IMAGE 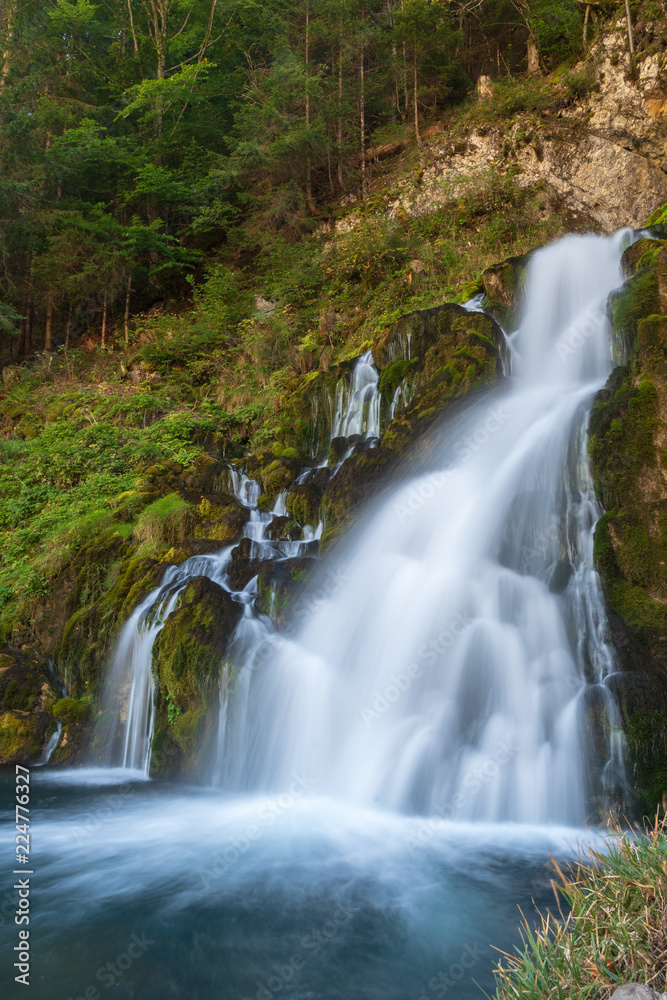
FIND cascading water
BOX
[330,349,381,441]
[215,230,633,824]
[18,231,641,1000]
[102,472,318,773]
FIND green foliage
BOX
[562,64,596,100]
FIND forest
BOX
[0,0,585,357]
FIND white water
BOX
[216,230,633,824]
[102,474,318,770]
[330,349,381,442]
[102,230,632,827]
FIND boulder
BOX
[151,576,243,779]
[0,649,60,764]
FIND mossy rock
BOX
[589,242,667,819]
[51,720,90,766]
[181,452,223,493]
[260,458,298,501]
[1,663,47,714]
[481,254,531,309]
[52,697,90,725]
[189,491,249,544]
[0,711,56,763]
[285,483,323,528]
[266,516,304,542]
[151,576,242,779]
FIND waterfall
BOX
[330,350,381,442]
[101,475,316,773]
[215,230,633,824]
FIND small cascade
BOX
[102,471,321,774]
[330,350,381,444]
[38,722,62,765]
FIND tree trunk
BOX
[127,0,139,54]
[25,292,33,354]
[413,48,421,146]
[124,276,132,345]
[101,290,108,349]
[0,0,16,90]
[360,11,366,198]
[65,306,72,351]
[527,37,540,76]
[305,0,315,212]
[45,294,53,352]
[337,40,344,190]
[624,0,635,64]
[583,4,591,46]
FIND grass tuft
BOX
[494,818,667,999]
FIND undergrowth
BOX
[494,819,667,999]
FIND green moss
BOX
[624,710,667,818]
[0,711,53,761]
[133,493,197,550]
[52,697,90,725]
[260,458,294,500]
[286,484,322,527]
[377,358,415,396]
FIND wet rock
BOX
[0,650,59,763]
[548,560,574,594]
[151,576,243,779]
[285,483,323,528]
[227,538,257,591]
[266,516,304,542]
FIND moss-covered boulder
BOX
[190,491,249,544]
[151,576,243,779]
[285,483,323,528]
[266,516,304,542]
[481,253,531,322]
[259,456,299,501]
[0,650,59,763]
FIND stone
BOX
[610,986,660,1000]
[255,296,276,315]
[517,132,667,231]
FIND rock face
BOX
[582,21,667,169]
[517,133,667,231]
[589,235,667,816]
[150,576,243,779]
[0,649,59,763]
